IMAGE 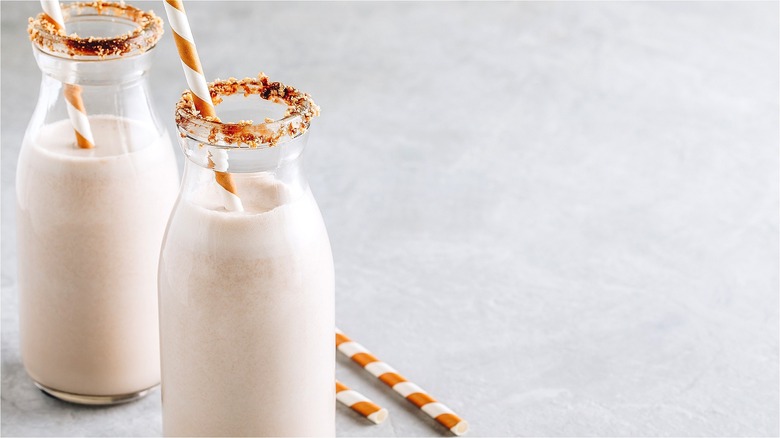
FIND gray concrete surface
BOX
[2,1,779,436]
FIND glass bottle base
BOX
[33,380,158,406]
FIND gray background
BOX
[2,1,778,436]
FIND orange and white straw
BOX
[63,84,95,149]
[336,380,388,424]
[335,328,468,436]
[163,0,243,212]
[40,0,65,32]
[40,0,94,149]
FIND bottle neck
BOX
[179,133,311,212]
[33,45,155,86]
[28,48,164,150]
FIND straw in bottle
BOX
[40,0,95,149]
[163,0,243,212]
[336,328,468,436]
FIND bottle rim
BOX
[175,74,320,149]
[28,1,163,60]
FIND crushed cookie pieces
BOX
[176,74,320,148]
[28,1,163,59]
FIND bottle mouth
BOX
[175,74,320,149]
[28,1,163,60]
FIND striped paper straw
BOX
[40,0,95,149]
[163,0,243,212]
[335,328,468,436]
[40,0,65,32]
[62,84,95,149]
[336,380,389,424]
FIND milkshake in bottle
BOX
[159,76,334,436]
[17,3,178,404]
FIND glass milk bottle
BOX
[159,76,335,436]
[17,3,179,404]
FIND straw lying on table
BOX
[40,0,94,149]
[163,0,243,212]
[336,328,469,436]
[336,380,389,424]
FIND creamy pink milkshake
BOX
[17,115,179,401]
[159,174,335,436]
[19,1,173,404]
[159,75,333,436]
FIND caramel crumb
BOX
[28,1,163,59]
[176,74,320,148]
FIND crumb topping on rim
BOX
[28,1,163,59]
[176,74,320,148]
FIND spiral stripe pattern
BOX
[63,84,95,149]
[335,328,469,436]
[163,1,214,115]
[164,0,242,211]
[335,380,389,425]
[40,2,95,149]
